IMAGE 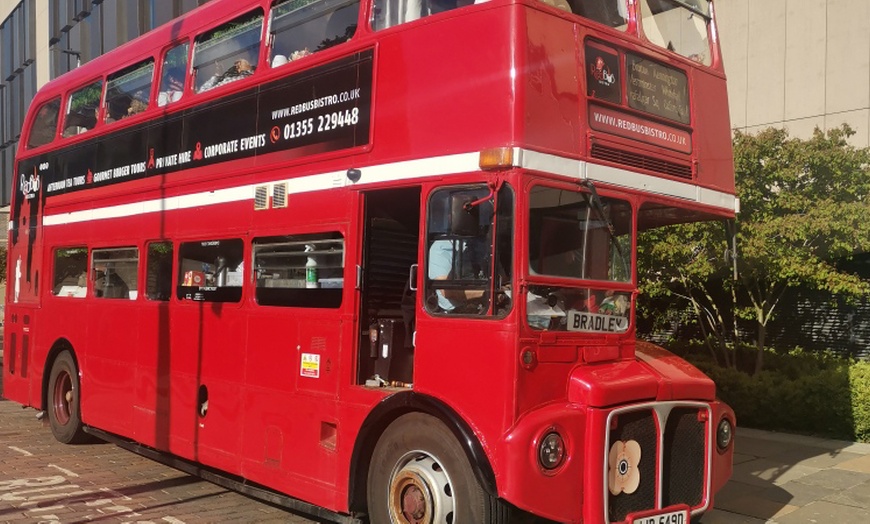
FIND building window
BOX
[177,239,244,302]
[92,247,139,299]
[253,233,344,308]
[53,247,88,298]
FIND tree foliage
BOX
[639,125,870,374]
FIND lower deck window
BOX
[177,239,244,302]
[52,247,88,298]
[254,233,344,308]
[92,247,139,299]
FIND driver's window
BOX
[425,184,513,316]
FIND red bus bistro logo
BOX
[591,56,616,87]
[19,170,40,199]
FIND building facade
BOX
[717,0,870,147]
[0,0,209,209]
[7,1,866,201]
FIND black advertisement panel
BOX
[626,53,689,124]
[18,50,373,202]
[586,42,620,104]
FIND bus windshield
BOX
[526,185,632,332]
[638,0,712,65]
[528,185,631,283]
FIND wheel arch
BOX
[41,338,78,412]
[347,391,498,513]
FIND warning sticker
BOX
[301,353,321,378]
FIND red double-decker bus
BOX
[4,0,735,522]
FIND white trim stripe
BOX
[41,149,735,227]
[515,149,737,212]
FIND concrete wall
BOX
[717,0,870,145]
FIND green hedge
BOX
[679,348,870,443]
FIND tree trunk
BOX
[753,320,766,376]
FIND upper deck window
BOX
[62,80,103,138]
[158,43,189,107]
[27,98,60,149]
[193,11,264,93]
[571,0,628,29]
[372,0,473,30]
[269,0,359,67]
[105,59,155,123]
[638,0,711,65]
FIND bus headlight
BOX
[716,417,733,451]
[538,431,566,470]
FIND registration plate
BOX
[631,508,688,524]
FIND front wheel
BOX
[47,350,88,444]
[367,412,509,524]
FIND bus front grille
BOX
[606,404,708,523]
[663,407,706,508]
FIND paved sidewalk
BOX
[705,428,870,523]
[3,348,869,522]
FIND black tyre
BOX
[47,350,88,444]
[367,412,509,524]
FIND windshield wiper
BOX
[668,0,711,20]
[580,180,631,279]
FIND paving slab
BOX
[732,452,757,466]
[834,454,870,474]
[766,447,863,470]
[792,468,870,491]
[821,478,870,509]
[715,493,799,521]
[699,508,767,523]
[772,500,870,523]
[756,480,837,508]
[730,458,820,487]
[734,436,793,459]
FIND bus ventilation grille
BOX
[254,186,268,210]
[272,183,287,208]
[607,405,707,523]
[591,144,693,179]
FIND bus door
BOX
[172,238,247,468]
[356,187,421,387]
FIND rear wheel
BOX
[47,350,88,444]
[367,412,509,524]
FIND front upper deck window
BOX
[105,59,155,123]
[193,11,264,93]
[27,98,60,149]
[638,0,712,65]
[269,0,359,67]
[62,80,102,137]
[528,185,631,283]
[566,0,628,29]
[371,0,473,30]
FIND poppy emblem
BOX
[608,439,641,495]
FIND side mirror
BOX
[449,194,479,236]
